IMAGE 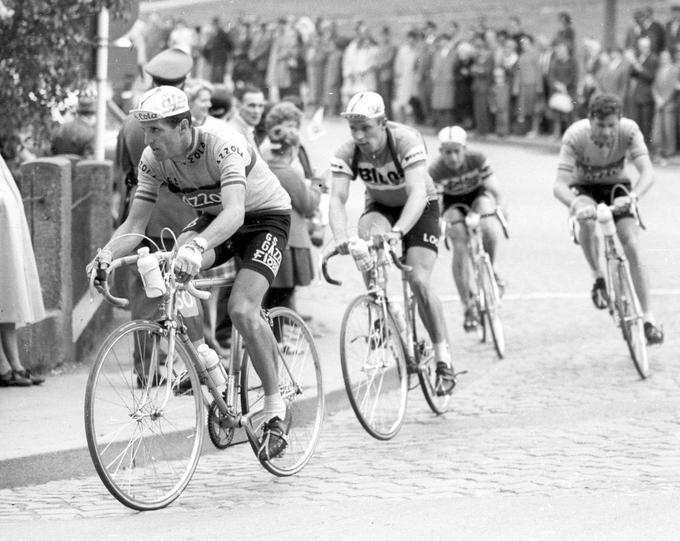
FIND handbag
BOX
[549,92,574,114]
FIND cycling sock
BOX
[434,342,452,367]
[643,312,656,325]
[264,393,286,421]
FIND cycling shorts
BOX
[571,182,634,221]
[362,200,440,253]
[442,187,493,215]
[183,211,291,285]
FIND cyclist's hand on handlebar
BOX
[86,247,112,285]
[613,194,636,212]
[384,230,403,245]
[174,243,202,282]
[335,238,351,255]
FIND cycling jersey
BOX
[557,118,648,185]
[135,127,291,216]
[330,121,438,207]
[429,151,493,196]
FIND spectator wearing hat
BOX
[208,84,233,120]
[113,47,203,384]
[50,89,97,159]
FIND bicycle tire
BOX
[240,307,324,476]
[340,295,408,440]
[412,303,451,414]
[480,257,505,359]
[84,320,204,511]
[614,264,649,379]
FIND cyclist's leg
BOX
[442,206,470,303]
[615,216,663,342]
[571,194,608,308]
[473,192,499,263]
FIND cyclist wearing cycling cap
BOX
[553,93,663,344]
[430,125,505,332]
[89,85,294,459]
[329,91,457,393]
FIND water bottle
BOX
[197,344,226,387]
[596,203,616,236]
[388,300,407,337]
[349,238,373,272]
[136,247,166,298]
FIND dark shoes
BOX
[644,322,664,345]
[591,277,609,310]
[0,369,44,387]
[435,362,456,396]
[258,415,290,461]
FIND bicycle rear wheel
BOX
[84,320,204,511]
[241,307,324,476]
[340,295,408,440]
[614,264,649,379]
[479,257,505,359]
[412,304,451,414]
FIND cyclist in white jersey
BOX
[553,93,663,344]
[88,86,295,457]
[329,91,457,393]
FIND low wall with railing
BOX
[18,157,113,371]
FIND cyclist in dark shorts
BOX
[553,93,663,344]
[329,91,456,393]
[429,126,505,332]
[88,86,294,457]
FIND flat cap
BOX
[144,48,193,86]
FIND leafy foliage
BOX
[0,0,132,154]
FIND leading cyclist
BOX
[328,91,457,393]
[87,86,294,458]
[553,92,664,344]
[429,126,505,332]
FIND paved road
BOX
[1,119,680,539]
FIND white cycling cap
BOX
[131,86,190,122]
[438,125,467,146]
[341,91,386,120]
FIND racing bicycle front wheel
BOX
[84,320,204,511]
[479,257,505,359]
[340,295,408,440]
[614,264,649,379]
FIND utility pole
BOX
[95,7,109,161]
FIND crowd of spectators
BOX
[120,6,680,163]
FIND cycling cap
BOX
[438,125,467,146]
[341,91,386,120]
[130,86,190,122]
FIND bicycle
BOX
[322,233,457,441]
[84,247,324,511]
[568,184,649,379]
[443,204,509,359]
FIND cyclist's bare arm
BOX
[105,196,155,258]
[553,168,578,209]
[185,184,246,251]
[329,174,351,244]
[483,173,503,208]
[394,163,428,233]
[630,153,654,199]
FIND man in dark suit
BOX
[626,36,659,147]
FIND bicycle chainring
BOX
[207,400,235,449]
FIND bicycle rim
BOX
[481,259,505,358]
[413,308,451,414]
[340,295,408,440]
[241,307,324,476]
[84,320,204,511]
[616,266,649,379]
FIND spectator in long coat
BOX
[430,33,457,130]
